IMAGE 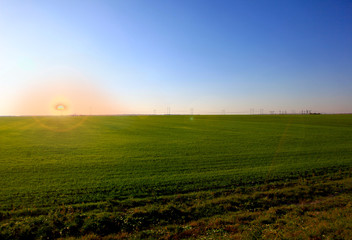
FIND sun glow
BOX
[15,71,121,116]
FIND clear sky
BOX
[1,0,351,115]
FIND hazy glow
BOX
[14,71,121,116]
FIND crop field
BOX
[1,114,352,239]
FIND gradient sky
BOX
[1,0,352,115]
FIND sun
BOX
[55,103,68,115]
[56,104,65,111]
[50,95,72,115]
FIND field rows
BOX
[1,115,352,209]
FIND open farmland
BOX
[1,114,352,239]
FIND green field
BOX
[1,114,352,239]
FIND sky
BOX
[0,0,352,115]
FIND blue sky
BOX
[1,0,351,115]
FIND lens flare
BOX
[32,115,89,132]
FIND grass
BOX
[0,114,352,239]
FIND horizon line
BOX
[1,112,352,117]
